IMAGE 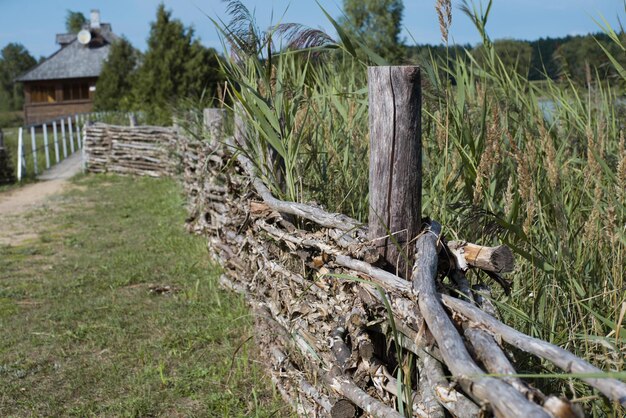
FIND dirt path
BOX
[0,152,82,246]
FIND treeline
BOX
[408,32,626,86]
[2,1,624,125]
[94,4,224,125]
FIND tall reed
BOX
[208,1,625,414]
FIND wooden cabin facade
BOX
[16,11,116,125]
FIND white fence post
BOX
[17,127,23,181]
[68,117,75,153]
[30,126,38,175]
[75,114,81,149]
[82,122,86,173]
[53,121,60,163]
[61,119,68,158]
[43,123,50,169]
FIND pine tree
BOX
[0,43,36,111]
[340,0,405,62]
[66,10,87,33]
[132,4,223,124]
[94,37,138,111]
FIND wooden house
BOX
[16,10,117,125]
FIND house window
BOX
[62,83,90,101]
[31,85,56,103]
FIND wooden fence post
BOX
[30,126,38,175]
[17,127,23,181]
[75,114,82,149]
[68,117,75,153]
[368,66,422,279]
[53,121,60,163]
[203,108,226,143]
[43,123,50,169]
[61,119,68,158]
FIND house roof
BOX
[16,23,117,82]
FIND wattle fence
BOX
[82,67,626,417]
[83,123,177,177]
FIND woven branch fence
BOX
[83,123,178,177]
[83,67,626,417]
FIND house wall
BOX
[23,78,97,125]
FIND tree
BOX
[132,4,223,124]
[554,33,626,85]
[473,39,532,78]
[94,37,138,111]
[65,10,87,33]
[0,43,36,111]
[340,0,405,62]
[528,36,564,81]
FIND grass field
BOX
[0,175,287,417]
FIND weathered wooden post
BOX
[368,66,422,279]
[203,108,226,143]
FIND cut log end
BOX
[448,241,515,273]
[330,399,357,418]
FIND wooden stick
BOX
[235,151,365,233]
[464,326,545,402]
[411,222,550,417]
[442,295,626,407]
[421,350,481,417]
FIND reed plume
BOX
[617,130,625,201]
[538,120,560,189]
[473,106,501,204]
[435,0,452,44]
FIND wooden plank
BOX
[368,66,422,279]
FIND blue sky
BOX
[0,0,623,59]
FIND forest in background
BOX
[1,1,626,128]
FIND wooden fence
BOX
[83,123,178,177]
[82,67,626,417]
[15,113,88,181]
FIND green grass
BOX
[0,175,288,417]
